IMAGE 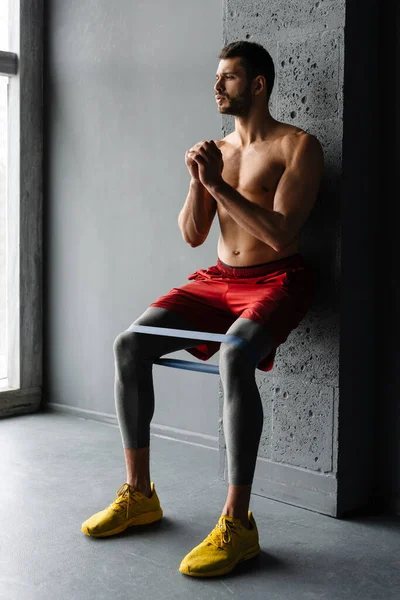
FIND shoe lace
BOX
[110,483,137,520]
[207,516,237,549]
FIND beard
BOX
[218,82,253,117]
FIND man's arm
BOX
[178,179,217,247]
[272,133,324,250]
[205,133,324,253]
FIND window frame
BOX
[0,0,43,417]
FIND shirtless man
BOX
[82,41,324,578]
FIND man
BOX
[81,41,324,578]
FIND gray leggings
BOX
[113,307,274,485]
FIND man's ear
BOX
[253,75,266,96]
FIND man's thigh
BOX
[224,317,275,366]
[125,307,205,358]
[149,279,234,337]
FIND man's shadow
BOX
[93,516,286,578]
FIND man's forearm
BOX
[206,180,287,252]
[178,179,215,246]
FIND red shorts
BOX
[150,253,317,372]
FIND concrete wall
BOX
[44,1,223,441]
[218,0,344,515]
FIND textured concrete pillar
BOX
[218,0,381,517]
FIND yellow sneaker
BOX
[81,482,163,538]
[179,511,260,577]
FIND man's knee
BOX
[219,341,251,374]
[113,308,162,358]
[113,330,142,361]
[219,332,270,374]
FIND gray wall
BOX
[219,0,344,515]
[44,0,223,439]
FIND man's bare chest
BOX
[220,148,284,202]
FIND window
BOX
[0,0,43,417]
[0,2,9,389]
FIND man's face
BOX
[214,58,253,117]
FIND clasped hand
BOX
[186,140,224,189]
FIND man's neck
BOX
[233,112,278,147]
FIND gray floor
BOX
[0,411,399,600]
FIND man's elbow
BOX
[185,236,204,248]
[274,229,295,253]
[178,216,205,247]
[274,238,289,253]
[180,229,206,248]
[188,239,204,248]
[273,216,300,252]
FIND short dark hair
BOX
[218,41,275,101]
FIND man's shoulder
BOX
[275,122,316,143]
[278,126,323,164]
[214,134,234,149]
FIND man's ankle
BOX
[222,509,250,529]
[238,517,251,529]
[127,481,152,497]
